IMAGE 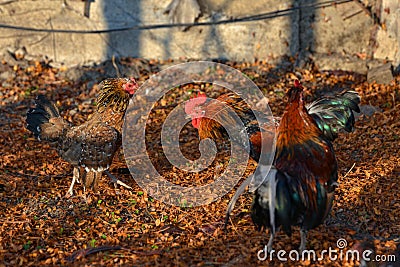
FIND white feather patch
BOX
[267,167,277,234]
[84,166,108,172]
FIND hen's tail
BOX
[306,91,360,141]
[26,95,69,141]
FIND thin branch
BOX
[342,162,356,179]
[0,0,18,5]
[111,55,121,78]
[352,0,382,26]
[343,9,363,21]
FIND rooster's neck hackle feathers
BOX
[95,77,138,132]
[194,93,254,141]
[277,81,321,149]
[286,79,304,103]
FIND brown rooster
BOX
[185,80,360,251]
[248,80,359,252]
[26,78,138,196]
[184,91,275,162]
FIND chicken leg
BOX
[104,170,132,190]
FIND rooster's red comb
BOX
[184,92,207,114]
[294,79,302,88]
[192,92,207,100]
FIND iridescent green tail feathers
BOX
[306,91,360,141]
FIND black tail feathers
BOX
[307,91,361,141]
[26,95,65,140]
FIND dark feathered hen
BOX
[26,78,138,196]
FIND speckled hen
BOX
[26,78,138,196]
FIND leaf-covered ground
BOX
[0,58,399,266]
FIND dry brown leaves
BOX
[0,58,398,266]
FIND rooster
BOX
[184,92,275,162]
[26,78,138,197]
[185,80,360,251]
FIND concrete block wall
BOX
[0,0,398,71]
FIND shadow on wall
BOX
[292,0,316,67]
[70,0,320,103]
[71,0,321,86]
[101,0,142,61]
[98,0,316,69]
[263,0,316,75]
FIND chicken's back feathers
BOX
[197,93,252,138]
[59,116,120,171]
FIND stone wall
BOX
[0,0,398,72]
